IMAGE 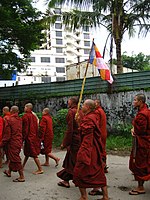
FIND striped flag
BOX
[89,42,113,84]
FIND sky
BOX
[34,0,150,61]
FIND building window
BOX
[29,57,35,62]
[41,57,50,63]
[84,33,90,39]
[83,26,89,32]
[34,77,36,81]
[55,23,62,29]
[18,77,20,81]
[56,16,61,21]
[56,47,63,53]
[56,39,63,45]
[84,49,90,54]
[56,31,62,37]
[55,58,65,63]
[84,41,90,47]
[54,8,61,14]
[56,67,65,73]
[42,76,51,83]
[56,77,65,82]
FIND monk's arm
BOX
[1,120,11,147]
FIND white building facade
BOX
[15,7,92,85]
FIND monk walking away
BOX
[2,106,11,164]
[57,97,83,188]
[0,106,25,182]
[39,108,60,167]
[129,93,150,195]
[73,99,108,200]
[22,103,43,175]
[0,115,3,168]
[89,99,108,196]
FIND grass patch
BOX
[106,134,132,154]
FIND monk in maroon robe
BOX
[22,103,43,175]
[129,93,150,195]
[57,97,82,188]
[0,116,3,168]
[0,106,25,182]
[2,106,11,164]
[39,108,60,166]
[89,99,108,196]
[73,99,108,200]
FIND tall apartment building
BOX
[16,7,92,85]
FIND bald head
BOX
[135,93,146,103]
[24,103,33,112]
[3,106,10,115]
[82,99,95,114]
[10,106,19,114]
[42,108,50,115]
[95,99,101,107]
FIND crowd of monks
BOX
[0,93,150,200]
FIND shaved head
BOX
[84,99,95,111]
[25,103,33,110]
[10,106,19,113]
[3,106,9,112]
[43,108,50,114]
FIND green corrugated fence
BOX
[0,71,150,100]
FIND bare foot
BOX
[32,170,44,175]
[41,163,50,166]
[55,158,60,167]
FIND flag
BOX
[89,42,113,84]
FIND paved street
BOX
[0,150,150,200]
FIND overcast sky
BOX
[34,0,150,61]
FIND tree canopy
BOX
[0,0,45,79]
[113,52,150,71]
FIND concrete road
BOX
[0,150,150,200]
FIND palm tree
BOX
[48,0,150,73]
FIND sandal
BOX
[3,170,11,177]
[129,190,145,195]
[58,181,70,188]
[88,190,103,196]
[13,178,25,182]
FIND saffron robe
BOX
[22,111,40,158]
[73,111,107,188]
[129,104,150,181]
[57,106,82,181]
[1,113,23,171]
[39,113,54,154]
[95,106,107,162]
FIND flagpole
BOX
[75,39,94,120]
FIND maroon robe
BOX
[57,106,82,181]
[129,104,150,181]
[73,111,107,188]
[1,113,23,171]
[2,112,11,158]
[95,106,107,162]
[39,113,53,154]
[22,111,40,158]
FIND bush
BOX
[53,109,68,147]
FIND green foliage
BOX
[0,0,46,79]
[106,134,132,151]
[107,123,133,151]
[113,52,150,71]
[53,109,68,147]
[108,123,132,136]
